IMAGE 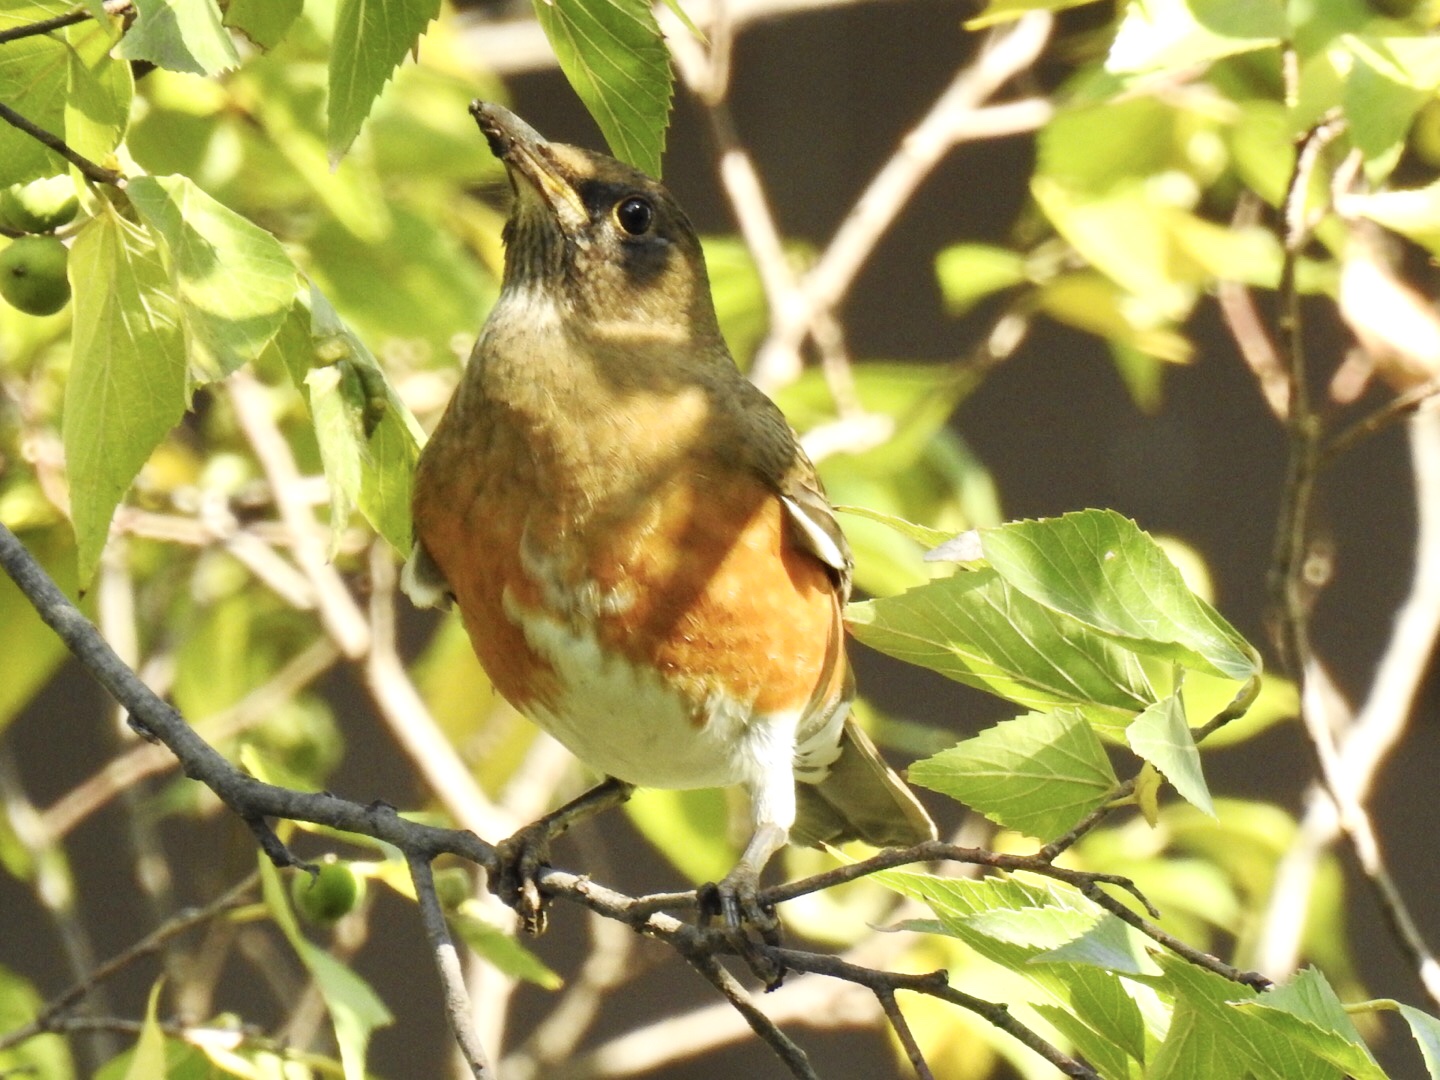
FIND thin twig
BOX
[408,854,494,1078]
[0,0,132,46]
[0,873,257,1054]
[771,949,1098,1079]
[0,102,123,186]
[1323,377,1440,463]
[227,373,370,659]
[682,951,818,1080]
[875,986,935,1080]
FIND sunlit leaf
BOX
[847,568,1158,730]
[533,0,672,176]
[115,0,240,75]
[328,0,441,162]
[1235,967,1385,1080]
[64,197,187,583]
[450,905,563,989]
[910,708,1119,842]
[1126,692,1214,816]
[126,175,299,383]
[979,510,1259,681]
[0,36,69,185]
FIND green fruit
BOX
[292,857,363,925]
[0,235,70,316]
[0,176,79,234]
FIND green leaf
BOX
[114,0,240,76]
[833,505,953,549]
[965,0,1104,30]
[0,527,75,734]
[1154,955,1340,1080]
[121,981,168,1080]
[909,708,1119,842]
[1341,182,1440,254]
[261,859,392,1080]
[327,0,441,163]
[65,17,132,169]
[224,0,303,49]
[533,0,673,177]
[1108,0,1285,75]
[1126,692,1214,816]
[126,175,299,383]
[1399,1003,1440,1078]
[0,963,73,1080]
[1236,968,1386,1080]
[0,36,70,186]
[979,510,1260,681]
[302,288,422,553]
[877,871,1148,1061]
[625,786,733,884]
[64,196,187,584]
[1029,1002,1138,1080]
[846,569,1158,731]
[935,243,1028,315]
[449,906,563,989]
[1032,912,1161,976]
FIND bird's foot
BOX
[493,825,552,935]
[698,871,786,990]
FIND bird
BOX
[403,101,935,932]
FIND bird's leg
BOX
[495,776,634,934]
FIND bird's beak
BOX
[470,101,588,228]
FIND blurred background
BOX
[2,0,1437,1076]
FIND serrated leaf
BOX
[877,871,1148,1061]
[1033,912,1161,976]
[1126,692,1214,816]
[847,569,1157,730]
[533,0,673,177]
[114,0,240,75]
[449,906,562,989]
[1155,955,1339,1080]
[65,198,187,584]
[0,962,73,1078]
[1236,968,1385,1080]
[910,708,1118,842]
[328,0,441,163]
[0,36,70,185]
[1399,1003,1440,1078]
[126,175,299,384]
[1030,1002,1138,1080]
[980,510,1259,681]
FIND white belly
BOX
[512,605,761,789]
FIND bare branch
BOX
[0,873,257,1055]
[409,854,495,1078]
[0,102,124,187]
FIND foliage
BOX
[1,0,1439,1077]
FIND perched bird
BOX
[404,102,934,929]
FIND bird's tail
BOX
[792,714,936,849]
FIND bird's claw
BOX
[698,874,786,989]
[494,827,551,935]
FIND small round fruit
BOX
[0,235,71,316]
[0,176,79,234]
[292,857,363,925]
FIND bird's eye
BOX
[613,196,654,236]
